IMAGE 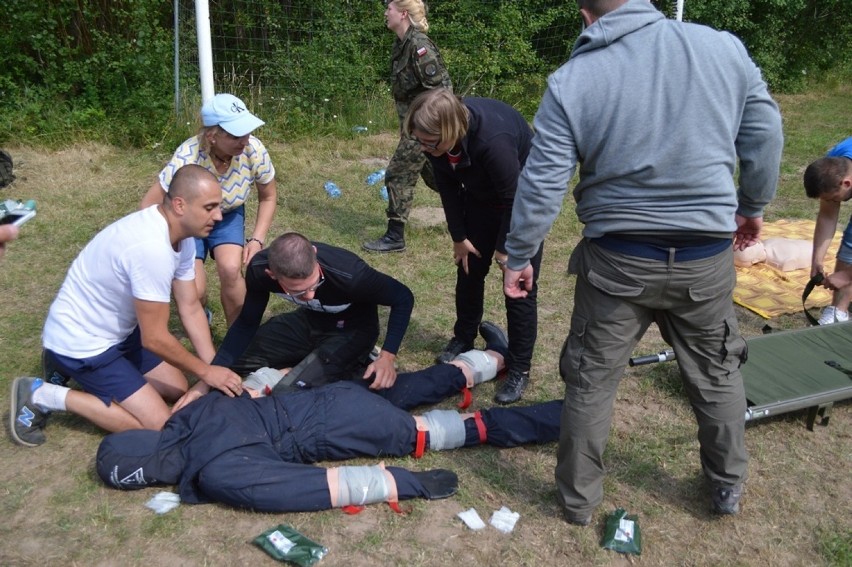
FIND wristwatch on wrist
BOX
[246,237,264,247]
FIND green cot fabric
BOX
[742,322,852,406]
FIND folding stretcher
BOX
[631,321,852,430]
[740,321,852,429]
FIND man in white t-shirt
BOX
[10,164,244,447]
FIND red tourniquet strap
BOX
[413,429,426,458]
[341,503,406,515]
[474,411,487,443]
[458,386,472,409]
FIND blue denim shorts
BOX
[46,327,163,406]
[195,205,246,261]
[837,218,852,265]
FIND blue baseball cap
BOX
[201,93,265,136]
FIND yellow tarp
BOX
[733,219,839,319]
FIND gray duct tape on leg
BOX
[336,465,390,507]
[243,367,284,394]
[423,409,465,451]
[453,350,497,385]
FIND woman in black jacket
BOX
[405,88,544,404]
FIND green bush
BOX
[0,0,174,145]
[429,0,577,116]
[682,0,852,91]
[0,0,848,146]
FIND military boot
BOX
[362,220,406,253]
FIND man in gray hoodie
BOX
[503,0,783,525]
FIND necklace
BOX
[211,151,231,164]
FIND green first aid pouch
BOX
[253,524,329,566]
[600,508,642,556]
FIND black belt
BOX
[591,235,730,262]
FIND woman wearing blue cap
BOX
[141,94,277,326]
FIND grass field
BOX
[0,81,850,566]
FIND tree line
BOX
[0,0,848,145]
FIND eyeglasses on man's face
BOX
[283,268,325,298]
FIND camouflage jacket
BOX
[391,26,452,121]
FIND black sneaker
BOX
[435,337,473,364]
[478,321,508,354]
[494,368,529,404]
[711,484,742,515]
[9,377,50,447]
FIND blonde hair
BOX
[392,0,430,33]
[404,88,469,145]
[197,125,222,156]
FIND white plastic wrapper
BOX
[489,506,520,533]
[457,507,486,530]
[145,491,181,514]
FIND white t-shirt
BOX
[43,205,196,358]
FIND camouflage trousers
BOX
[385,135,437,224]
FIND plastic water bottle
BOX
[323,181,341,198]
[379,186,388,201]
[1,198,36,215]
[352,126,368,133]
[365,169,386,186]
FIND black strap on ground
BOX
[802,273,825,326]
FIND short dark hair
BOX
[167,164,217,203]
[577,0,628,17]
[804,157,850,198]
[267,232,316,278]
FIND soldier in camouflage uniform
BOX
[363,0,452,253]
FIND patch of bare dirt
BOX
[409,206,446,228]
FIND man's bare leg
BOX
[144,361,189,403]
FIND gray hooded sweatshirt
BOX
[505,0,783,269]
